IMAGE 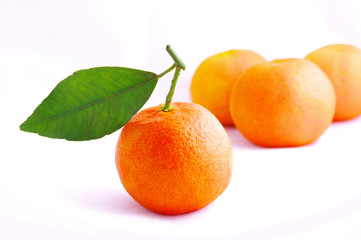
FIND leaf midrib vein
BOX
[22,75,158,128]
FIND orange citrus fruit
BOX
[190,49,266,126]
[305,43,361,121]
[230,58,336,147]
[115,102,233,215]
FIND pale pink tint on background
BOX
[1,0,361,239]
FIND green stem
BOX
[162,67,181,112]
[156,45,185,112]
[157,63,176,78]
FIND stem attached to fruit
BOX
[161,45,185,112]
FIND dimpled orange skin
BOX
[305,44,361,121]
[115,102,233,215]
[190,50,266,126]
[230,58,336,147]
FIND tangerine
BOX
[190,49,266,125]
[230,58,336,147]
[115,102,232,215]
[305,43,361,121]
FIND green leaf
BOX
[20,67,158,141]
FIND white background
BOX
[1,0,361,239]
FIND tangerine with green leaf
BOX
[20,45,233,215]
